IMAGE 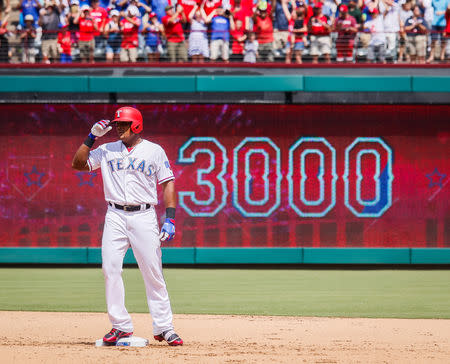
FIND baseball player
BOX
[71,106,183,346]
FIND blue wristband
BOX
[166,207,176,219]
[84,133,96,148]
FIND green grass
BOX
[0,268,449,318]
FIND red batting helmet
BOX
[112,106,143,134]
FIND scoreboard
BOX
[1,104,448,248]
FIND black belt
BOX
[108,202,151,212]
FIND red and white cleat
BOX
[103,328,133,345]
[154,330,183,346]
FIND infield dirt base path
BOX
[1,312,449,364]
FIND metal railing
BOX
[0,28,448,64]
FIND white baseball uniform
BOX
[88,139,175,335]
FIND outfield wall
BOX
[1,74,450,93]
[0,71,448,264]
[1,247,450,265]
[0,74,449,104]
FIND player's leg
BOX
[102,208,133,334]
[128,208,175,336]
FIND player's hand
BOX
[159,218,175,242]
[91,119,112,138]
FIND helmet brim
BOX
[111,118,133,123]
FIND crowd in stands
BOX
[0,0,449,63]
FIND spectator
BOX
[231,18,247,60]
[232,0,250,31]
[240,0,254,16]
[272,0,293,55]
[1,0,10,15]
[364,7,386,63]
[128,0,152,60]
[90,0,108,55]
[427,0,449,62]
[133,0,152,16]
[113,0,129,11]
[321,0,338,19]
[20,14,37,63]
[379,0,401,60]
[56,0,70,26]
[120,5,141,62]
[347,0,363,25]
[347,0,364,52]
[162,4,188,62]
[150,0,169,21]
[0,10,9,63]
[446,3,450,48]
[208,5,234,62]
[417,0,434,30]
[143,11,164,62]
[203,0,222,17]
[178,0,201,25]
[18,0,41,29]
[243,30,258,61]
[334,4,358,62]
[104,8,121,62]
[76,4,97,63]
[253,1,274,61]
[58,25,73,62]
[405,5,428,63]
[362,0,380,22]
[99,0,111,10]
[39,2,61,63]
[358,0,376,51]
[188,5,209,62]
[398,0,413,62]
[66,0,80,44]
[307,2,332,63]
[285,4,307,64]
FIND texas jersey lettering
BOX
[87,139,174,205]
[106,157,153,176]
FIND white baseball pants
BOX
[101,205,174,335]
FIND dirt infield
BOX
[1,312,449,363]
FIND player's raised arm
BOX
[71,119,112,171]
